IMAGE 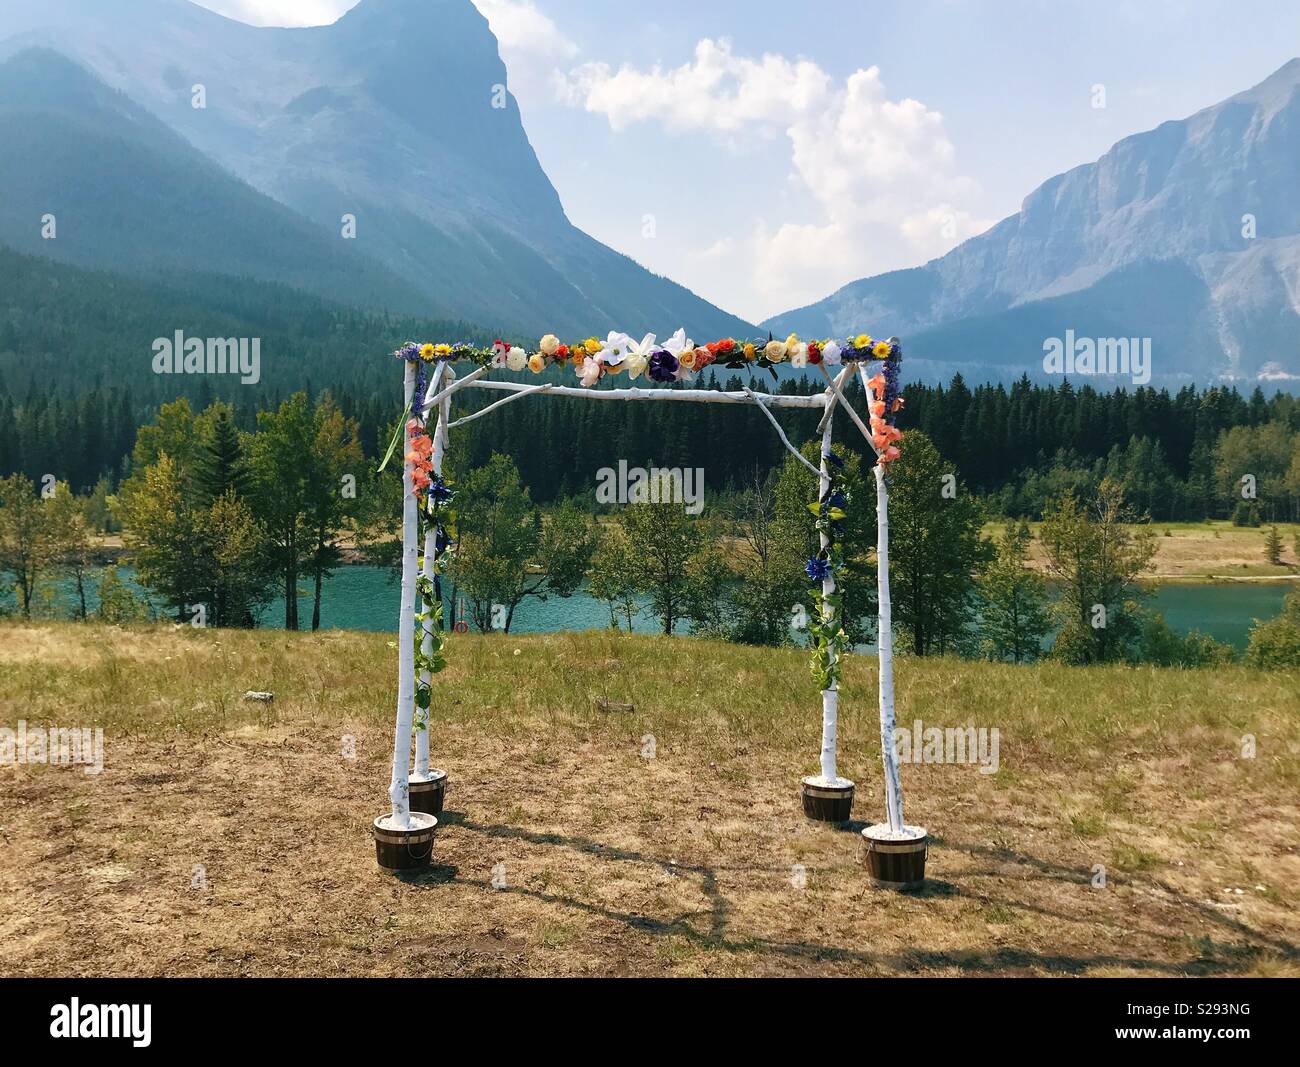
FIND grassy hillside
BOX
[1,622,1296,976]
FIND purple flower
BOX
[806,557,831,582]
[394,342,420,362]
[428,477,454,504]
[880,355,901,422]
[647,349,679,383]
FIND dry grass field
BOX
[1,621,1297,977]
[1007,520,1300,580]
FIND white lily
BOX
[661,328,693,359]
[598,330,635,368]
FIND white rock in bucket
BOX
[862,822,927,841]
[244,691,274,703]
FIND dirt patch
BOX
[1,722,1296,977]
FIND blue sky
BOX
[195,0,1300,323]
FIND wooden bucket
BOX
[800,777,855,823]
[409,769,448,816]
[373,812,437,873]
[861,824,928,889]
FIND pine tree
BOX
[1264,525,1282,565]
[976,521,1053,662]
[195,403,250,504]
[886,431,992,656]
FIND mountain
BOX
[0,48,431,313]
[0,0,754,338]
[764,59,1300,386]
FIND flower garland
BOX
[413,472,454,726]
[393,329,902,388]
[806,450,850,691]
[864,361,905,468]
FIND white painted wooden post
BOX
[387,360,419,828]
[818,412,839,783]
[874,462,905,831]
[414,365,452,778]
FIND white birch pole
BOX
[387,360,419,828]
[414,366,452,778]
[464,379,824,407]
[874,461,905,831]
[818,411,840,783]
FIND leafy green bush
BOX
[1246,591,1300,668]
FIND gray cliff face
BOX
[0,0,755,337]
[765,59,1300,385]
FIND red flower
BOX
[556,344,569,359]
[718,338,735,354]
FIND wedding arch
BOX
[370,329,928,888]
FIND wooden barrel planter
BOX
[800,776,855,823]
[409,769,448,816]
[373,812,438,873]
[861,823,928,889]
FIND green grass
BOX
[3,620,1297,791]
[2,620,1298,977]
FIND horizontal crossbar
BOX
[463,378,827,408]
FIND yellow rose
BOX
[584,337,601,355]
[785,333,799,351]
[528,353,545,373]
[679,349,697,370]
[743,342,756,360]
[764,340,787,362]
[539,334,559,356]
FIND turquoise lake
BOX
[14,565,1292,651]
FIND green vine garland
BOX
[806,452,850,692]
[413,482,454,731]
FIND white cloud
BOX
[560,39,991,317]
[560,39,829,132]
[193,0,354,27]
[474,0,577,61]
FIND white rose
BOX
[539,334,559,356]
[764,340,787,362]
[822,341,842,366]
[506,346,527,371]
